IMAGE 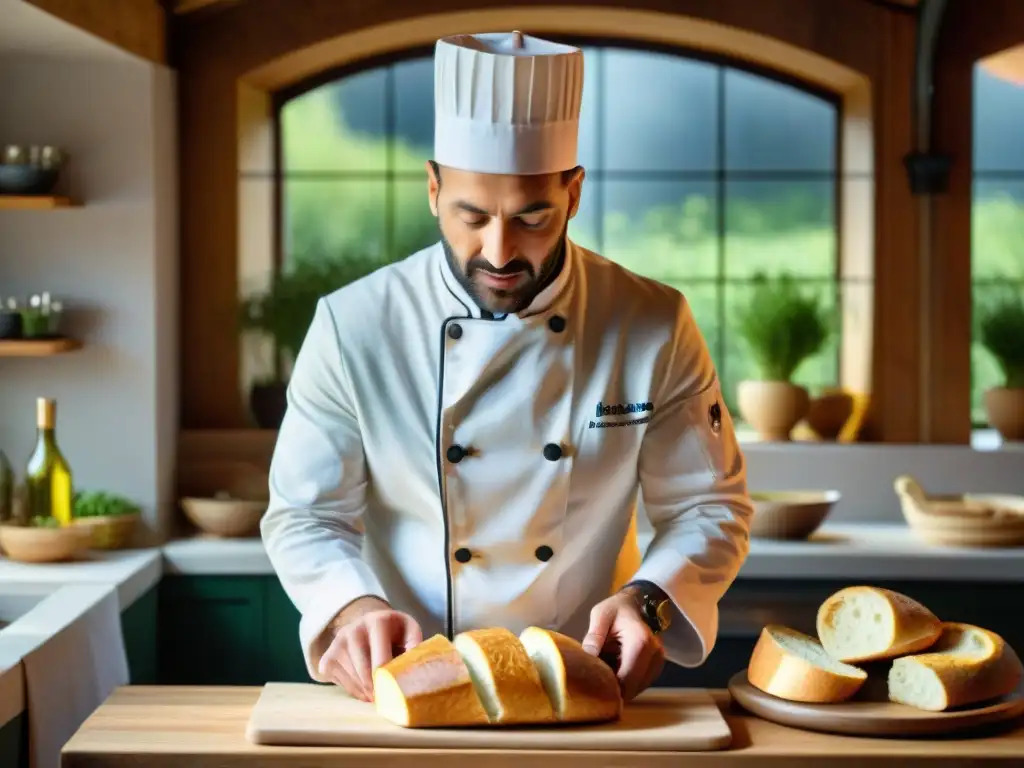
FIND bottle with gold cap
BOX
[25,397,73,526]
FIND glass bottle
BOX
[25,397,73,526]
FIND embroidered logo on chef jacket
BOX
[588,399,654,429]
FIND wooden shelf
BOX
[0,338,83,356]
[0,195,77,210]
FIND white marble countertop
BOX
[160,523,1024,582]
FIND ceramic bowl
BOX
[748,490,841,540]
[0,523,92,563]
[180,495,267,538]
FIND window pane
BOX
[602,180,719,279]
[972,180,1024,280]
[393,180,440,258]
[973,64,1024,172]
[394,58,435,172]
[724,69,835,172]
[601,49,717,171]
[282,179,388,263]
[281,70,388,173]
[725,180,835,278]
[723,279,839,412]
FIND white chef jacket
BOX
[261,239,753,683]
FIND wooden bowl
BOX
[180,496,266,538]
[71,512,141,550]
[749,490,840,540]
[894,475,1024,547]
[0,523,92,563]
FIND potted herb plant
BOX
[734,272,834,441]
[976,285,1024,441]
[239,250,388,429]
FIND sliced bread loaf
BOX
[453,627,556,725]
[747,624,868,703]
[373,633,490,727]
[519,626,622,723]
[816,586,942,663]
[888,622,1024,711]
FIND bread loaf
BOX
[519,626,623,723]
[452,627,556,725]
[816,586,942,663]
[372,634,490,727]
[747,624,868,703]
[888,622,1024,711]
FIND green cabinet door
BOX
[121,586,158,685]
[158,576,267,685]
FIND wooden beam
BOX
[22,0,168,65]
[173,0,240,14]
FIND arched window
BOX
[971,54,1024,429]
[275,41,842,416]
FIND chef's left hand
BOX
[581,591,666,701]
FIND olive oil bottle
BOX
[25,397,73,526]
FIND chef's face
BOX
[427,161,585,314]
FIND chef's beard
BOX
[440,225,567,315]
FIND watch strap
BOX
[623,579,672,634]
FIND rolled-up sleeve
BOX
[261,298,388,682]
[631,297,753,669]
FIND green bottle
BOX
[25,398,73,526]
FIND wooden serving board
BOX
[728,670,1024,737]
[246,682,733,752]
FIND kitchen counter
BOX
[61,686,1024,767]
[162,523,1024,582]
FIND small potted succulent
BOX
[975,284,1024,441]
[239,250,388,428]
[734,272,834,441]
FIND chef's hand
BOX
[318,596,423,702]
[581,592,665,701]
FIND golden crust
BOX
[747,625,867,704]
[816,586,942,663]
[456,627,556,725]
[519,626,622,723]
[372,634,490,727]
[889,622,1024,711]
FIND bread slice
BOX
[816,586,942,663]
[888,622,1024,711]
[747,624,868,703]
[372,634,490,727]
[453,627,556,725]
[519,626,622,723]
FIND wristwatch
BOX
[623,580,673,635]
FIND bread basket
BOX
[894,475,1024,547]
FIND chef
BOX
[261,30,753,705]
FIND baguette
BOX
[816,586,942,663]
[747,624,868,703]
[519,626,623,723]
[888,622,1024,711]
[373,634,490,727]
[453,627,556,725]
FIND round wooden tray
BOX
[728,670,1024,738]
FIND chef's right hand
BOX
[318,596,423,702]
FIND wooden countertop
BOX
[61,686,1024,768]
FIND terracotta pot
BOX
[983,387,1024,442]
[737,380,810,442]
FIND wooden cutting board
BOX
[728,670,1024,737]
[246,682,733,751]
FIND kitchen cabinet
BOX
[0,712,28,768]
[154,575,1024,690]
[157,576,308,685]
